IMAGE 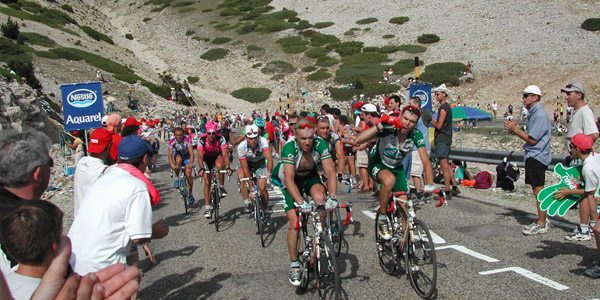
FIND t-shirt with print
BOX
[370,126,425,169]
[582,153,600,193]
[197,134,227,157]
[434,102,452,144]
[237,136,270,168]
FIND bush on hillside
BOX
[341,52,389,65]
[382,34,395,39]
[200,48,229,61]
[231,87,271,103]
[305,47,329,58]
[7,58,41,89]
[212,36,231,44]
[581,18,600,31]
[398,44,427,53]
[21,32,56,47]
[80,26,114,44]
[125,33,134,40]
[417,33,440,44]
[389,16,409,25]
[295,20,311,30]
[301,65,317,72]
[315,56,338,67]
[1,17,19,40]
[313,22,334,29]
[332,41,364,56]
[392,58,424,76]
[306,69,332,81]
[329,83,401,101]
[60,4,74,13]
[356,17,378,25]
[335,63,387,84]
[420,62,466,86]
[261,60,295,74]
[277,35,309,54]
[187,76,199,84]
[143,17,152,22]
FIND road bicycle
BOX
[171,166,192,215]
[297,199,342,299]
[375,189,446,299]
[240,175,271,247]
[204,168,230,231]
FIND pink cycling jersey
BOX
[197,134,227,157]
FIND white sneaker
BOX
[204,206,213,219]
[565,230,592,241]
[522,222,549,235]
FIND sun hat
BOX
[571,133,593,151]
[561,82,586,95]
[522,85,542,96]
[118,135,152,160]
[432,84,449,94]
[88,128,113,154]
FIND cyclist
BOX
[237,125,274,223]
[168,127,195,205]
[315,117,346,183]
[198,121,232,218]
[355,106,435,240]
[271,117,338,286]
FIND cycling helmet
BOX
[205,121,218,133]
[254,117,265,128]
[244,125,259,138]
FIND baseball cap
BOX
[361,103,378,113]
[522,85,542,96]
[146,120,155,128]
[124,117,142,127]
[352,101,365,110]
[571,133,593,151]
[101,115,109,127]
[561,82,586,95]
[88,128,113,154]
[244,125,259,138]
[118,135,152,160]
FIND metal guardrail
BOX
[449,148,565,170]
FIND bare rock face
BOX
[0,79,48,132]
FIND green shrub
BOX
[305,31,340,47]
[377,45,402,53]
[305,47,329,58]
[295,20,311,30]
[21,32,55,47]
[80,26,114,44]
[60,4,74,13]
[344,28,360,36]
[420,62,466,86]
[173,1,194,7]
[185,29,195,36]
[252,63,262,68]
[200,48,230,61]
[389,16,409,25]
[313,21,334,29]
[46,47,133,74]
[329,83,401,101]
[113,72,141,84]
[125,33,134,40]
[187,76,199,84]
[356,17,378,25]
[212,36,231,44]
[332,41,364,56]
[398,44,427,53]
[261,60,295,74]
[277,35,309,54]
[288,16,301,23]
[143,17,152,22]
[301,65,316,72]
[236,23,256,34]
[581,18,600,31]
[246,44,265,57]
[0,37,31,61]
[335,63,387,84]
[178,6,196,13]
[0,4,77,29]
[256,18,294,32]
[341,52,389,65]
[231,87,271,103]
[391,58,423,76]
[363,27,371,32]
[1,17,19,39]
[417,33,440,44]
[7,58,40,89]
[35,50,60,59]
[201,8,214,12]
[306,69,332,81]
[382,34,394,39]
[192,36,210,42]
[315,56,338,67]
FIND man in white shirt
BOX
[73,128,112,216]
[69,135,162,275]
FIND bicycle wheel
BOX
[298,224,310,291]
[375,212,400,275]
[405,219,437,299]
[213,188,220,231]
[180,182,189,215]
[328,208,342,257]
[255,195,265,247]
[315,233,341,300]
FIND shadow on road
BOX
[526,239,596,266]
[141,245,200,273]
[211,206,244,232]
[139,268,231,300]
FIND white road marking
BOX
[479,267,569,291]
[436,245,499,263]
[362,210,446,244]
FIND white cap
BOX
[361,103,378,113]
[432,84,449,94]
[101,115,109,126]
[244,125,259,138]
[523,85,542,96]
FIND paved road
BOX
[139,147,599,300]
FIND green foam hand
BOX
[537,163,584,217]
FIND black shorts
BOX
[525,158,546,187]
[204,154,221,170]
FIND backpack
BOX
[474,171,494,189]
[496,152,520,191]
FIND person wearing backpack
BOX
[505,85,552,236]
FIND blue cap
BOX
[118,135,152,160]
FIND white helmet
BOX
[244,125,259,138]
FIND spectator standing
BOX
[491,101,498,120]
[408,96,432,192]
[0,130,53,274]
[504,85,552,235]
[430,84,459,196]
[562,82,599,240]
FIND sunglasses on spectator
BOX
[288,122,297,126]
[207,132,216,135]
[522,93,532,98]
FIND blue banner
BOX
[61,82,104,131]
[408,82,432,112]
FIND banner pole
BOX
[84,129,89,156]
